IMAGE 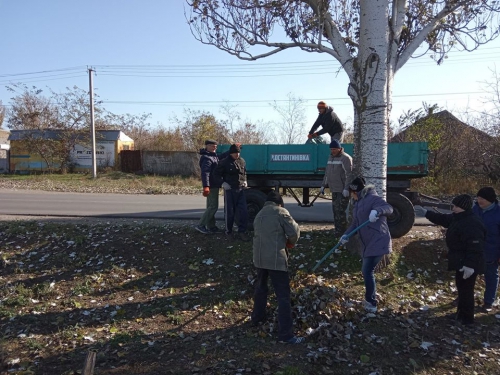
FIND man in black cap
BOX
[307,101,344,142]
[473,187,500,311]
[195,140,232,234]
[320,139,353,237]
[251,191,303,344]
[415,194,486,325]
[214,144,250,241]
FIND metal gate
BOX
[120,150,142,173]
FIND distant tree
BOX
[7,84,101,173]
[7,84,56,130]
[395,103,445,177]
[171,109,230,151]
[219,103,271,144]
[231,121,269,144]
[460,67,500,181]
[187,0,500,196]
[219,102,242,135]
[269,92,307,144]
[0,100,5,128]
[103,112,153,150]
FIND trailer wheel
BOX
[233,189,267,231]
[245,189,267,231]
[386,192,415,238]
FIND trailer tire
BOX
[386,192,415,238]
[234,189,267,231]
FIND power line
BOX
[0,46,498,81]
[0,66,86,78]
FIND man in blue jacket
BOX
[473,187,500,311]
[195,140,230,234]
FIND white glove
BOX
[414,205,427,217]
[369,210,379,223]
[342,189,349,198]
[242,181,248,188]
[339,235,349,245]
[222,182,231,191]
[459,266,474,279]
[320,186,325,195]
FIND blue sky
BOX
[1,1,499,134]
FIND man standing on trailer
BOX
[307,101,344,142]
[320,139,353,237]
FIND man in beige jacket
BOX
[320,139,353,237]
[251,191,303,344]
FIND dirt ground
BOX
[1,217,500,375]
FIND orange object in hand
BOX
[203,187,210,197]
[286,241,294,249]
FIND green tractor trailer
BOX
[217,142,439,238]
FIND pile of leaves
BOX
[1,219,500,375]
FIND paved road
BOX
[0,189,434,225]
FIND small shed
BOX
[8,129,134,173]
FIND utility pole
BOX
[88,67,97,178]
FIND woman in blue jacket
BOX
[339,177,393,313]
[473,187,500,311]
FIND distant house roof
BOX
[391,110,492,142]
[8,129,133,142]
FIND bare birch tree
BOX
[269,92,307,144]
[186,0,500,195]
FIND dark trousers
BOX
[483,261,499,305]
[456,270,478,324]
[224,188,248,233]
[362,255,383,305]
[251,268,293,341]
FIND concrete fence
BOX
[141,151,200,176]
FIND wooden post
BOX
[82,350,97,375]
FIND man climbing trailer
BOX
[217,141,441,238]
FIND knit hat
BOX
[451,194,473,211]
[329,139,341,149]
[205,139,218,145]
[477,186,497,203]
[229,144,241,154]
[317,101,327,109]
[266,190,284,206]
[349,176,366,193]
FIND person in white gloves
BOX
[319,139,353,237]
[339,177,393,313]
[415,194,486,325]
[214,144,250,242]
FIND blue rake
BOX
[311,219,371,272]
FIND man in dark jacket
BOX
[473,187,500,311]
[415,194,486,325]
[307,101,344,142]
[214,143,250,242]
[195,140,231,234]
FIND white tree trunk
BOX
[347,0,390,197]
